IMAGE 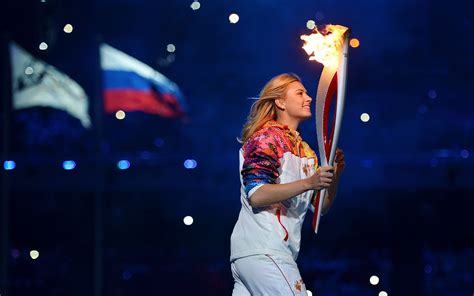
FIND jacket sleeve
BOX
[241,130,283,199]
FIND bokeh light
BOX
[63,24,73,33]
[4,160,16,170]
[117,160,130,170]
[360,113,370,122]
[428,89,437,99]
[24,66,34,75]
[370,275,380,285]
[184,159,197,169]
[350,38,360,48]
[63,160,76,170]
[166,54,175,63]
[190,1,200,10]
[116,110,126,120]
[39,42,48,50]
[166,44,176,53]
[30,250,39,260]
[229,13,239,24]
[183,216,194,225]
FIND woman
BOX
[230,73,345,295]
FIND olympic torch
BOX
[301,24,350,234]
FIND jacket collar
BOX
[264,120,301,141]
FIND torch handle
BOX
[328,30,350,166]
[313,29,350,234]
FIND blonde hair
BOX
[240,73,301,143]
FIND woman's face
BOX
[280,81,313,120]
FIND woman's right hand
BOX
[249,165,335,208]
[306,166,334,191]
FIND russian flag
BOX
[100,43,187,118]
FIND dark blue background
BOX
[1,0,473,295]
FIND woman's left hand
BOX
[334,148,345,178]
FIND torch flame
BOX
[301,24,349,69]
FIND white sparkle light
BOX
[360,113,370,122]
[39,42,48,50]
[63,24,73,33]
[370,275,380,285]
[183,216,194,225]
[25,67,34,75]
[115,110,126,120]
[190,1,200,10]
[229,13,239,24]
[30,250,40,260]
[166,44,176,53]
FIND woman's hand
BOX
[321,148,345,214]
[334,148,345,179]
[306,165,334,191]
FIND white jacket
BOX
[230,120,318,262]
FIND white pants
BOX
[231,254,308,296]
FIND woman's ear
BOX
[275,98,285,110]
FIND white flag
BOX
[10,42,92,128]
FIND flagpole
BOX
[0,30,12,296]
[93,33,105,296]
